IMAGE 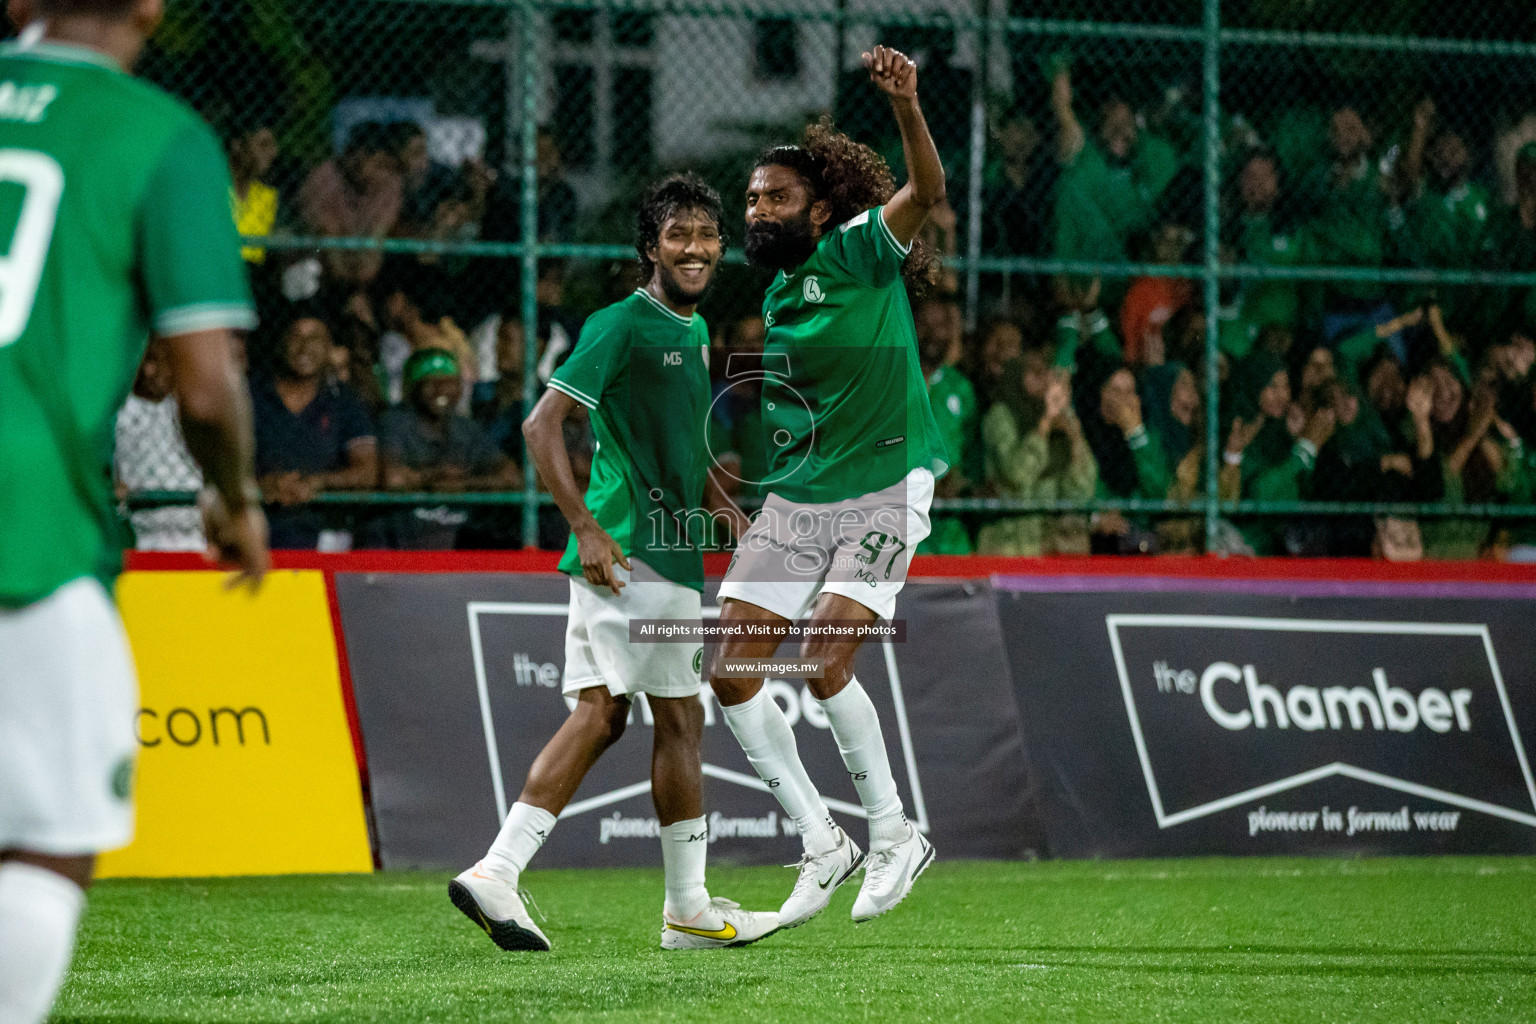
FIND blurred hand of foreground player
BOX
[200,488,271,592]
[575,520,631,595]
[862,45,918,101]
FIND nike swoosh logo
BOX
[666,921,738,941]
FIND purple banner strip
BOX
[992,574,1536,600]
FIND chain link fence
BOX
[102,0,1536,558]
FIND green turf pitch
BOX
[54,858,1535,1023]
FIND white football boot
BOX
[778,827,865,929]
[449,862,552,951]
[851,824,935,922]
[660,896,781,949]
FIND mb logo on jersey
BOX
[802,276,824,303]
[1107,614,1536,831]
[663,350,682,366]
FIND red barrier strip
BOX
[125,550,1536,583]
[320,569,381,871]
[322,570,369,787]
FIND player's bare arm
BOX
[523,388,630,594]
[862,44,945,247]
[163,328,270,590]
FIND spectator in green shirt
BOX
[1140,361,1207,553]
[1396,100,1490,270]
[1225,149,1302,355]
[1497,368,1536,561]
[1077,355,1172,553]
[1418,360,1514,559]
[915,298,978,554]
[1479,142,1536,340]
[979,103,1057,259]
[1393,99,1490,334]
[1049,63,1181,289]
[1141,362,1200,475]
[976,356,1096,556]
[1296,105,1394,342]
[1220,351,1336,555]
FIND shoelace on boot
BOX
[785,853,825,897]
[863,847,898,887]
[518,886,547,923]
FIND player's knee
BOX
[600,699,630,748]
[708,674,757,707]
[649,696,703,745]
[573,690,629,748]
[800,638,855,695]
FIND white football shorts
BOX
[563,558,704,700]
[0,577,138,854]
[718,466,934,622]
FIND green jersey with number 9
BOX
[0,40,255,607]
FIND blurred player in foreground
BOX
[449,174,779,952]
[709,45,948,929]
[0,1,268,1021]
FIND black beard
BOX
[744,209,818,270]
[655,261,711,307]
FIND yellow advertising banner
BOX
[98,570,373,877]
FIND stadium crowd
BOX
[117,64,1536,561]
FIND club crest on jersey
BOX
[802,276,824,303]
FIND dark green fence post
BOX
[962,0,987,332]
[1202,0,1223,551]
[519,0,542,550]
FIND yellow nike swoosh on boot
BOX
[665,920,738,941]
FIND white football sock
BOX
[480,802,556,885]
[659,816,711,920]
[720,687,839,856]
[0,861,85,1024]
[819,678,908,851]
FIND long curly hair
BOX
[755,116,939,294]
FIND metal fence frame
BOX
[194,0,1536,549]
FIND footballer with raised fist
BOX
[709,45,948,928]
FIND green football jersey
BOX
[549,288,712,591]
[1404,182,1489,268]
[758,205,948,505]
[926,364,978,485]
[0,41,255,607]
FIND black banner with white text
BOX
[335,573,1039,869]
[997,583,1536,857]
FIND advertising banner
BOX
[336,573,1037,869]
[99,571,373,878]
[997,581,1536,857]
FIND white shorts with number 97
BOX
[718,466,934,622]
[0,577,138,854]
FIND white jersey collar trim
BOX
[634,288,695,327]
[4,38,122,72]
